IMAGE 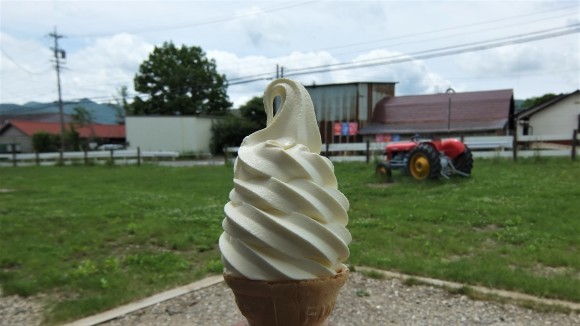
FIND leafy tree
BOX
[71,106,95,149]
[66,124,81,151]
[210,115,260,154]
[239,96,267,128]
[32,132,58,152]
[132,42,231,116]
[520,93,558,110]
[109,86,130,124]
[32,128,80,152]
[210,96,270,154]
[71,106,94,127]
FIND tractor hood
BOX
[386,141,417,153]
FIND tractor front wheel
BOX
[406,144,441,180]
[376,162,393,182]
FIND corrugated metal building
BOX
[305,82,396,144]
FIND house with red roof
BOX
[358,89,515,141]
[0,120,125,153]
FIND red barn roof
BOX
[359,89,514,135]
[0,120,125,139]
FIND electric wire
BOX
[228,24,580,85]
[2,3,578,104]
[67,0,317,38]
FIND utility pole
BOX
[49,26,66,159]
[446,87,455,133]
[276,64,285,79]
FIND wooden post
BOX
[572,129,578,161]
[84,149,88,165]
[512,132,518,161]
[325,142,330,157]
[137,146,141,166]
[366,140,370,163]
[35,151,40,166]
[11,143,17,167]
[109,149,114,165]
[223,146,228,165]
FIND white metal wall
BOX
[126,116,217,153]
[519,93,580,136]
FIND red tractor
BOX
[376,136,473,181]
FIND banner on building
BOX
[375,134,401,142]
[375,134,391,142]
[334,122,358,136]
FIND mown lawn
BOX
[0,157,578,324]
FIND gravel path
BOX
[2,272,579,325]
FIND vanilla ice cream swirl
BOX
[219,79,351,281]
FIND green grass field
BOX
[0,157,579,324]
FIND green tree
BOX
[132,42,231,116]
[71,106,95,149]
[71,106,94,127]
[65,124,81,151]
[210,115,260,154]
[109,86,130,124]
[210,97,269,154]
[239,96,267,128]
[520,93,558,110]
[32,132,58,152]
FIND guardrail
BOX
[224,131,579,163]
[0,148,179,167]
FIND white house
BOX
[125,116,222,154]
[516,90,580,137]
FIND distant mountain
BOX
[0,99,122,124]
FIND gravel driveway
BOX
[2,271,578,325]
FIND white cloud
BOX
[213,48,453,107]
[296,49,453,95]
[226,6,289,48]
[456,44,546,76]
[1,0,578,107]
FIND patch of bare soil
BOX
[366,182,396,189]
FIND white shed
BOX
[126,116,221,154]
[516,90,580,137]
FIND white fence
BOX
[225,132,579,163]
[0,149,179,167]
[3,133,577,167]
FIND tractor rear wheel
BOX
[453,146,473,176]
[406,144,441,180]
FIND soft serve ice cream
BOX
[219,79,351,281]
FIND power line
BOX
[67,0,317,38]
[228,24,580,85]
[317,3,579,54]
[0,48,51,75]
[216,3,578,74]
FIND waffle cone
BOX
[224,268,349,326]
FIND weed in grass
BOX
[361,269,386,280]
[355,289,370,297]
[204,259,224,274]
[403,277,424,287]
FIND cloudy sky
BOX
[1,0,579,108]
